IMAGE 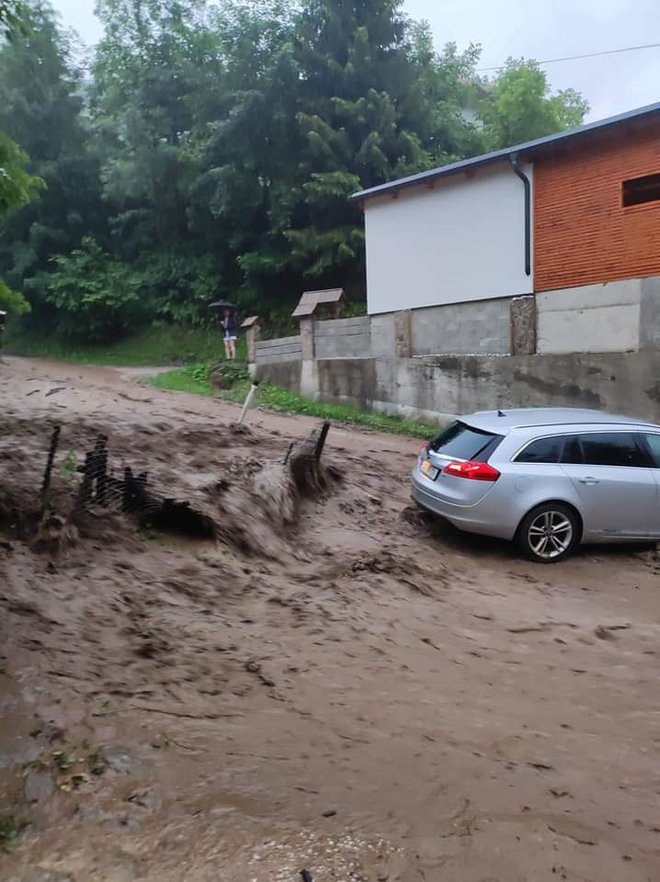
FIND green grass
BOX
[4,324,246,367]
[150,363,217,396]
[150,363,439,438]
[0,815,27,853]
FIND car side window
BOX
[514,436,563,463]
[642,433,660,468]
[577,432,648,468]
[561,435,583,464]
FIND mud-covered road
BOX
[1,357,659,882]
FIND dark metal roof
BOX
[351,101,660,203]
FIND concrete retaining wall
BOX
[410,298,511,355]
[313,315,371,359]
[254,335,302,365]
[640,277,660,350]
[257,351,660,426]
[537,280,641,354]
[536,275,660,354]
[370,314,396,358]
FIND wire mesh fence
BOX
[37,426,158,520]
[5,418,334,548]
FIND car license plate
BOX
[421,459,439,481]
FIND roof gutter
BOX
[510,154,532,277]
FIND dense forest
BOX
[0,0,588,343]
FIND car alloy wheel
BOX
[517,503,579,563]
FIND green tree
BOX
[0,135,42,313]
[190,0,301,308]
[92,0,227,321]
[404,29,483,163]
[277,1,483,289]
[284,0,431,285]
[0,0,590,340]
[0,0,26,39]
[478,59,589,150]
[0,1,42,314]
[0,133,42,215]
[45,237,143,341]
[93,0,222,251]
[0,0,104,320]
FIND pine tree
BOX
[286,0,432,284]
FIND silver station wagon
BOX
[412,408,660,562]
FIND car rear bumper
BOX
[411,470,518,540]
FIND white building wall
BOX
[364,161,533,315]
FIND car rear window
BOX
[515,436,563,463]
[429,421,501,461]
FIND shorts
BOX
[224,334,237,343]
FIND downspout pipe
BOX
[510,154,532,277]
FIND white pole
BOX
[238,381,259,424]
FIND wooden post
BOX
[241,316,261,364]
[41,425,61,511]
[299,316,315,361]
[314,420,331,460]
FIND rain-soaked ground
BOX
[1,357,659,882]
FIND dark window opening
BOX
[622,173,660,207]
[562,432,649,468]
[561,435,583,465]
[429,421,502,462]
[515,435,563,464]
[642,433,660,468]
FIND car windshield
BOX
[429,421,501,461]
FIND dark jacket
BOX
[220,313,237,336]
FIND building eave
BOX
[351,101,660,204]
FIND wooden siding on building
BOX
[534,123,660,292]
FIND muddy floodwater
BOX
[1,357,659,882]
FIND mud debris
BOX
[1,358,659,881]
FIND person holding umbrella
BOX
[209,301,238,360]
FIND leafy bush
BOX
[139,254,221,328]
[190,363,213,385]
[217,361,250,385]
[46,238,144,342]
[0,280,30,315]
[0,133,43,215]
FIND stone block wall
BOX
[410,298,511,355]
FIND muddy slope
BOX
[1,357,659,882]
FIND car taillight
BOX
[443,460,500,481]
[419,442,428,455]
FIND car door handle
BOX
[578,477,600,485]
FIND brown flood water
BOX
[1,356,659,882]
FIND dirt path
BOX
[1,357,659,882]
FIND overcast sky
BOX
[53,0,659,122]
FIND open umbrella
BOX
[208,300,235,311]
